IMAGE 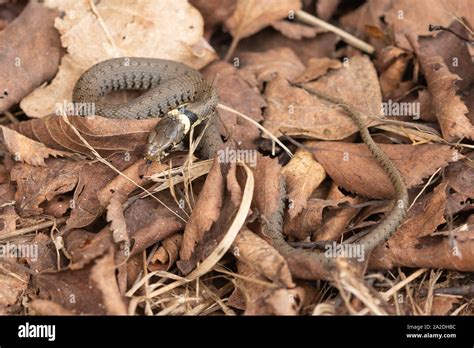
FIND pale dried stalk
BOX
[295,10,375,54]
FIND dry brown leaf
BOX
[36,247,126,315]
[75,157,186,234]
[8,115,157,158]
[0,1,26,26]
[0,264,28,312]
[316,0,340,20]
[0,206,16,234]
[43,194,71,218]
[263,55,382,138]
[239,47,306,85]
[238,27,338,65]
[0,165,9,185]
[340,0,472,53]
[430,20,474,122]
[227,160,244,206]
[29,299,74,315]
[445,155,474,215]
[305,55,383,120]
[0,205,17,236]
[417,89,437,122]
[375,45,407,70]
[414,43,473,141]
[445,157,474,198]
[10,159,84,216]
[125,254,143,291]
[313,184,363,242]
[149,233,182,271]
[233,228,294,287]
[36,261,107,314]
[202,61,264,150]
[225,0,301,38]
[311,142,459,199]
[347,198,391,233]
[125,194,187,257]
[224,0,301,58]
[283,182,361,241]
[370,182,474,271]
[293,57,342,83]
[258,287,305,315]
[384,0,473,51]
[22,0,216,117]
[0,2,62,113]
[227,284,246,310]
[1,126,75,166]
[22,233,57,273]
[189,0,237,38]
[282,148,326,219]
[379,53,412,99]
[180,157,224,261]
[178,160,244,275]
[233,261,303,315]
[284,196,352,240]
[252,154,285,238]
[97,159,171,211]
[271,20,323,40]
[431,296,459,315]
[418,21,473,93]
[339,0,392,51]
[65,161,117,230]
[65,228,113,270]
[90,248,127,315]
[106,195,128,244]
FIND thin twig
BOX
[295,10,375,54]
[217,103,294,158]
[0,217,68,241]
[89,0,119,57]
[408,167,442,211]
[4,110,19,124]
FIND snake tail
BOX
[264,85,409,280]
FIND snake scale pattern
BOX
[72,57,218,161]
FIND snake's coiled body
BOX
[72,57,218,160]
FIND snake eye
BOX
[166,144,174,152]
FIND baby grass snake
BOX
[73,57,218,161]
[72,57,408,280]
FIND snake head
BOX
[145,137,174,162]
[145,110,190,162]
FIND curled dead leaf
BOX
[180,157,224,261]
[149,233,182,271]
[1,126,75,166]
[282,148,326,219]
[414,48,473,141]
[233,228,294,287]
